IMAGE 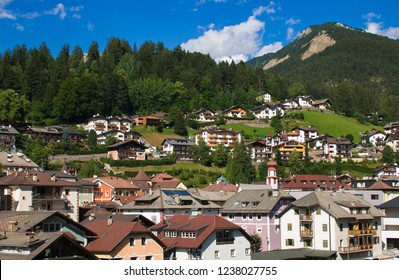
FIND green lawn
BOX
[220,123,275,139]
[298,111,382,143]
[114,162,225,173]
[132,126,198,147]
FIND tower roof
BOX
[133,167,151,181]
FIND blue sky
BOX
[1,0,398,62]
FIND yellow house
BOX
[276,140,306,161]
[86,218,165,260]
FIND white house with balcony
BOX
[279,190,384,260]
[378,197,399,251]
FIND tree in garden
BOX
[87,130,97,149]
[225,142,256,184]
[213,144,229,168]
[0,89,30,124]
[192,140,212,167]
[288,149,304,175]
[251,233,262,253]
[382,146,395,164]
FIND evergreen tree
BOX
[213,144,229,168]
[225,142,256,184]
[382,146,395,164]
[87,130,97,149]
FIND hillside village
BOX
[1,93,399,261]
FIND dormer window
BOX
[241,201,249,208]
[252,202,259,207]
[181,232,196,238]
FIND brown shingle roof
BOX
[133,168,151,181]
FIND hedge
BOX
[109,157,176,167]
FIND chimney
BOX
[8,221,18,232]
[149,188,153,196]
[32,174,38,182]
[89,213,96,221]
[107,215,113,226]
[51,174,56,182]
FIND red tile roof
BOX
[152,173,180,183]
[87,176,141,190]
[151,214,249,250]
[85,220,151,253]
[133,168,151,181]
[281,174,343,190]
[368,181,395,190]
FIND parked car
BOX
[393,255,399,260]
[364,257,379,260]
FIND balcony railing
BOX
[216,237,235,245]
[299,215,313,221]
[338,244,373,253]
[348,229,377,236]
[300,230,314,238]
[32,194,66,201]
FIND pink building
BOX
[220,160,295,251]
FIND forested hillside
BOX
[0,39,292,125]
[247,22,399,121]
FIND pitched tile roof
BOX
[151,214,250,250]
[284,191,384,220]
[0,171,81,187]
[281,174,343,191]
[221,189,294,213]
[152,173,180,183]
[133,168,151,181]
[88,176,141,190]
[85,220,157,253]
[202,182,238,192]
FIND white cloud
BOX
[362,12,381,22]
[181,15,266,63]
[14,23,24,31]
[72,13,81,19]
[253,1,276,16]
[87,21,94,31]
[70,5,84,12]
[286,27,294,40]
[181,5,285,63]
[45,3,67,20]
[285,17,301,25]
[0,0,16,20]
[366,22,399,39]
[254,42,283,57]
[22,12,40,19]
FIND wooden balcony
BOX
[299,215,313,221]
[300,230,314,238]
[349,229,377,236]
[338,244,373,253]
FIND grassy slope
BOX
[300,111,382,143]
[219,123,275,138]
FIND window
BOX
[145,256,152,260]
[245,248,251,256]
[214,250,220,259]
[285,239,294,246]
[316,209,321,215]
[323,240,328,248]
[287,223,292,231]
[340,223,343,232]
[231,249,236,257]
[294,209,299,215]
[43,222,62,232]
[228,214,235,220]
[129,238,135,246]
[256,225,262,233]
[257,214,262,220]
[141,237,146,245]
[248,214,253,220]
[322,224,328,232]
[242,214,247,220]
[65,189,70,195]
[371,194,379,200]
